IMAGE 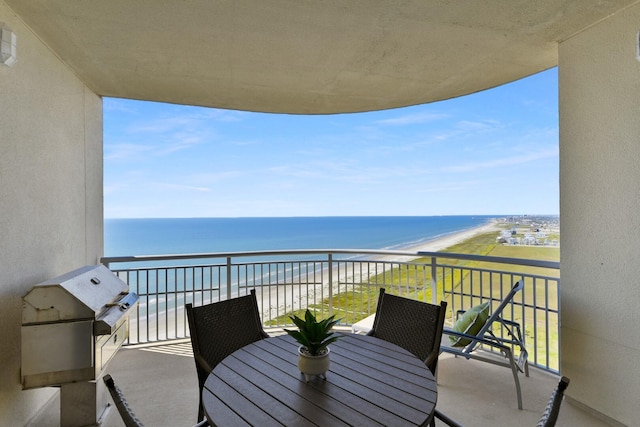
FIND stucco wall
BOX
[0,2,103,425]
[559,3,640,426]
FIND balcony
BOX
[98,249,607,426]
[106,336,606,427]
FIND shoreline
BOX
[127,220,505,338]
[255,220,503,318]
[399,220,501,253]
[366,220,501,263]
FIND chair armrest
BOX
[443,328,528,374]
[442,328,511,353]
[491,317,526,348]
[497,317,519,328]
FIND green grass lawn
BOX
[269,230,560,322]
[266,227,561,370]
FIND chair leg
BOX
[506,348,523,410]
[433,409,464,427]
[198,404,204,423]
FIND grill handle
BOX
[106,292,139,311]
[94,292,139,336]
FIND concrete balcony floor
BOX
[105,331,608,427]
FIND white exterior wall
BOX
[1,0,639,424]
[559,3,640,426]
[0,2,103,425]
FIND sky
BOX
[103,68,558,219]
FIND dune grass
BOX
[269,230,560,323]
[267,228,561,369]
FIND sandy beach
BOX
[365,220,501,264]
[128,220,503,341]
[253,220,503,318]
[398,220,501,253]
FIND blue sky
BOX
[103,68,558,218]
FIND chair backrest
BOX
[463,280,524,354]
[103,374,144,427]
[369,288,447,374]
[186,289,268,421]
[536,376,570,427]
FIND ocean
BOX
[104,215,495,257]
[105,216,495,339]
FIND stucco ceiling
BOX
[6,0,638,114]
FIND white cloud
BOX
[375,112,450,126]
[104,143,156,161]
[443,147,558,173]
[456,119,500,131]
[103,99,139,114]
[155,182,211,192]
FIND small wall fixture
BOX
[0,22,17,67]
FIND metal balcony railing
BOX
[101,249,560,372]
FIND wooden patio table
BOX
[202,332,437,426]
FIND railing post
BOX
[431,256,437,305]
[226,256,232,299]
[328,254,333,316]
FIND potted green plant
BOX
[284,309,341,382]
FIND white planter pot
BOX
[297,345,330,382]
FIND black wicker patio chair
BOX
[536,376,570,427]
[367,287,447,375]
[103,374,209,427]
[186,289,269,422]
[366,288,447,426]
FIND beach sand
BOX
[399,220,501,253]
[255,220,503,318]
[366,220,501,264]
[128,220,503,340]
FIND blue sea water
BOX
[104,216,496,257]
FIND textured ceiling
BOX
[6,0,637,113]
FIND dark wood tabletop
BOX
[202,332,437,426]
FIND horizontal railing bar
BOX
[418,251,559,269]
[103,248,410,264]
[428,263,559,280]
[103,249,559,269]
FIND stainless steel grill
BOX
[21,264,138,426]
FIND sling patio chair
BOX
[440,280,529,409]
[103,374,209,427]
[185,289,269,422]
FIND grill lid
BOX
[22,265,133,325]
